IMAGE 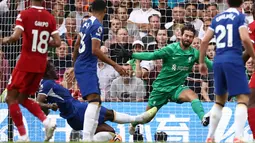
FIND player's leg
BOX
[6,69,29,141]
[129,90,168,135]
[224,63,250,142]
[248,75,255,140]
[177,87,209,126]
[75,72,101,141]
[5,89,29,141]
[103,107,157,124]
[93,123,119,142]
[17,72,56,141]
[206,63,227,142]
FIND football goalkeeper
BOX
[125,24,212,134]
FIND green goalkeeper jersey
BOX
[132,42,213,92]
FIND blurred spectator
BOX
[198,18,212,40]
[109,28,133,64]
[110,64,146,102]
[128,0,161,37]
[153,0,172,28]
[108,18,121,41]
[142,14,160,51]
[102,0,114,41]
[52,3,66,36]
[154,131,168,142]
[198,3,218,40]
[74,0,90,32]
[61,12,78,52]
[0,49,10,94]
[53,41,72,81]
[97,46,119,101]
[170,23,184,43]
[156,29,168,49]
[128,40,154,100]
[242,0,253,23]
[246,57,254,79]
[116,6,140,40]
[119,0,133,14]
[165,4,185,38]
[0,0,9,15]
[192,37,200,50]
[0,0,21,68]
[184,3,203,33]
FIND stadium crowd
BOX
[0,0,254,102]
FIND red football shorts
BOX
[7,68,44,95]
[249,72,255,88]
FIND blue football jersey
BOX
[39,79,79,119]
[209,8,247,64]
[74,16,103,73]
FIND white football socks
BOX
[234,104,248,138]
[113,111,136,124]
[83,102,100,141]
[207,104,223,138]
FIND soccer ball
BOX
[109,134,122,142]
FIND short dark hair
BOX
[227,0,243,7]
[205,3,218,10]
[184,3,197,9]
[148,14,160,22]
[91,0,106,12]
[181,23,196,36]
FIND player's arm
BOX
[1,27,22,44]
[199,29,214,64]
[36,94,57,111]
[132,46,172,60]
[48,33,61,47]
[240,27,255,60]
[73,34,81,66]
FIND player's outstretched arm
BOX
[1,28,22,45]
[48,33,61,48]
[240,27,255,60]
[132,47,171,60]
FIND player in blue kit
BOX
[72,0,127,141]
[37,61,157,142]
[199,0,255,142]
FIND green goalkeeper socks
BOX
[191,99,205,120]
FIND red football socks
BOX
[9,103,26,136]
[248,108,255,139]
[21,98,47,122]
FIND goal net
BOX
[0,0,253,142]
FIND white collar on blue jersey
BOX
[225,8,240,14]
[31,6,44,10]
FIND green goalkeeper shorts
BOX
[148,85,189,109]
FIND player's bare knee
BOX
[236,94,249,105]
[5,90,19,105]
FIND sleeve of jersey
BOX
[238,15,248,30]
[38,81,54,97]
[50,16,59,36]
[132,46,173,60]
[91,24,103,42]
[205,57,213,70]
[15,12,25,31]
[249,24,255,44]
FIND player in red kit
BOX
[245,2,255,141]
[0,0,61,142]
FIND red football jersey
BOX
[15,6,58,73]
[249,20,255,49]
